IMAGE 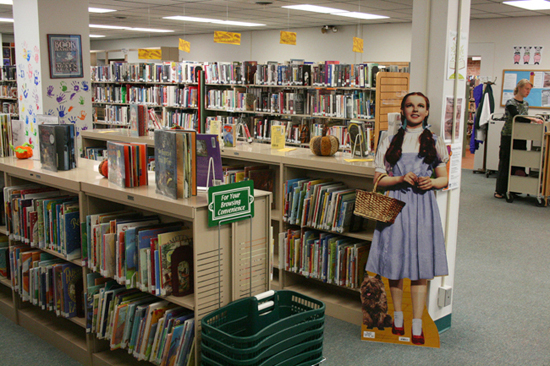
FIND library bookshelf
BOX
[0,156,271,365]
[81,129,377,326]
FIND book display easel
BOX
[0,156,271,366]
[81,129,376,326]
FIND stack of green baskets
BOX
[201,290,325,366]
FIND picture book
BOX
[222,124,236,147]
[154,130,178,199]
[171,245,193,297]
[196,134,223,189]
[157,228,193,296]
[107,141,127,188]
[38,124,58,171]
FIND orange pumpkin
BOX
[310,131,339,156]
[11,143,33,159]
[98,159,108,178]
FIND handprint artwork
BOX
[77,111,87,120]
[47,85,54,98]
[79,96,85,105]
[56,93,66,103]
[71,81,80,92]
[60,81,68,92]
[46,109,55,116]
[57,105,66,118]
[68,116,77,124]
[82,81,89,91]
[34,71,40,85]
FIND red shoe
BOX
[392,321,405,335]
[411,331,425,345]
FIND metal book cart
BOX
[506,115,549,206]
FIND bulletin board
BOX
[500,69,550,109]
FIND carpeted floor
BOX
[0,169,548,365]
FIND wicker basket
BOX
[354,174,406,224]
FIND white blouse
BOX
[374,127,450,174]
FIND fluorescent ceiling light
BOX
[333,11,388,20]
[211,20,265,27]
[128,27,174,33]
[282,4,347,13]
[163,15,216,23]
[89,35,106,38]
[0,0,12,5]
[90,24,128,30]
[164,15,265,27]
[89,7,116,13]
[0,17,13,22]
[503,0,550,10]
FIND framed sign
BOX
[47,34,83,79]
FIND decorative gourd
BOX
[10,143,33,159]
[309,130,339,156]
[98,159,108,178]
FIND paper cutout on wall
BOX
[214,31,241,45]
[138,49,162,60]
[512,46,543,65]
[179,38,190,53]
[280,31,296,45]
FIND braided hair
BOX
[385,92,438,167]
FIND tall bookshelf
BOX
[80,129,376,326]
[0,66,18,119]
[0,156,271,365]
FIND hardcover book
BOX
[171,245,193,297]
[158,229,193,296]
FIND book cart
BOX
[0,156,271,366]
[81,129,377,326]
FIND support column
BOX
[13,0,92,155]
[410,0,471,331]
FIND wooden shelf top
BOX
[0,276,11,288]
[82,130,155,147]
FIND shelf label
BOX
[214,31,241,45]
[179,38,190,53]
[280,31,296,45]
[353,37,364,53]
[208,180,254,227]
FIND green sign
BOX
[208,180,254,227]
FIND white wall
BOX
[469,16,550,113]
[90,22,412,65]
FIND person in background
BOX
[366,92,449,345]
[494,79,543,199]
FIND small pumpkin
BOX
[98,158,108,178]
[310,129,339,156]
[10,143,33,159]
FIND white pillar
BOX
[13,0,92,154]
[411,0,471,331]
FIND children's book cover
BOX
[222,124,236,147]
[154,130,178,199]
[38,124,58,171]
[171,245,193,297]
[158,228,193,296]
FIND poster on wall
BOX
[444,143,462,191]
[444,96,463,141]
[447,31,467,80]
[512,46,543,65]
[47,34,83,79]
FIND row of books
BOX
[0,114,12,158]
[38,124,77,172]
[221,164,274,192]
[279,229,370,288]
[0,84,17,98]
[0,236,9,278]
[206,87,375,120]
[91,61,202,84]
[3,185,81,259]
[86,274,195,365]
[284,178,366,234]
[92,84,199,108]
[162,110,197,130]
[2,102,17,115]
[252,118,304,145]
[84,146,108,161]
[10,246,83,317]
[85,211,193,298]
[0,65,16,81]
[90,60,406,89]
[107,141,148,188]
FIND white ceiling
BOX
[0,0,549,41]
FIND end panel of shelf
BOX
[0,283,15,322]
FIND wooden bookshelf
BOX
[0,155,271,365]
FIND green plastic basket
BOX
[201,337,324,366]
[201,290,325,350]
[201,316,324,357]
[202,328,323,364]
